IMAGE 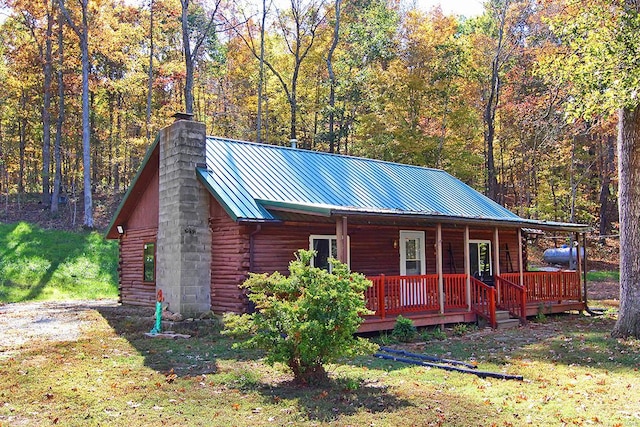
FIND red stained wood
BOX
[118,227,157,307]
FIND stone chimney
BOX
[156,118,211,317]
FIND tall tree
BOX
[59,0,93,228]
[325,0,340,153]
[51,7,64,214]
[256,0,268,143]
[541,0,640,338]
[146,0,154,141]
[179,0,223,115]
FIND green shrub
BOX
[421,327,447,341]
[452,323,469,336]
[223,250,378,385]
[391,315,417,342]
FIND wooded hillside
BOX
[0,0,618,234]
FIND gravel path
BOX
[0,299,119,357]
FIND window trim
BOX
[143,241,156,283]
[308,234,350,272]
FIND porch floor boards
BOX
[359,309,476,333]
[359,301,586,333]
[523,300,586,317]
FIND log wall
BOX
[209,197,251,313]
[118,227,157,307]
[251,223,521,278]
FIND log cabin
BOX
[106,117,590,331]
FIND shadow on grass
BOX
[92,303,425,423]
[0,222,118,302]
[364,313,640,374]
[94,304,227,376]
[254,377,412,423]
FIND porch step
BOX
[495,310,520,329]
[496,318,521,329]
[495,310,511,321]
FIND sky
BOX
[416,0,485,17]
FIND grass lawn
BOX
[1,302,638,427]
[0,222,118,302]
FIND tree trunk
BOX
[19,91,27,202]
[80,6,93,228]
[181,0,194,114]
[51,9,64,214]
[146,0,154,141]
[256,0,266,143]
[598,135,615,239]
[59,0,93,227]
[612,106,640,339]
[484,0,508,202]
[42,0,54,207]
[326,0,340,154]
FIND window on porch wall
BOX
[309,235,350,273]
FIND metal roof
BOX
[196,137,588,231]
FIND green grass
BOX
[0,221,118,302]
[1,303,638,427]
[586,270,619,282]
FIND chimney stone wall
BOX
[156,119,211,317]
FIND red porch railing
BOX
[365,274,439,317]
[365,274,469,318]
[470,277,496,328]
[500,271,581,303]
[364,271,581,329]
[494,275,526,324]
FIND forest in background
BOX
[0,0,619,234]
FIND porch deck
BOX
[360,271,586,332]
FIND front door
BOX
[400,231,426,306]
[469,240,492,284]
[400,230,426,276]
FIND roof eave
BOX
[328,209,590,232]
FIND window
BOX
[143,242,156,282]
[309,235,349,272]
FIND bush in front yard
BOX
[391,315,417,342]
[223,250,378,385]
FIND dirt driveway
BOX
[0,299,120,357]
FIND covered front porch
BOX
[359,270,586,332]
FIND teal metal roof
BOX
[196,137,530,225]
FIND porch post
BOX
[493,228,501,301]
[436,223,444,315]
[517,228,524,287]
[336,216,348,264]
[464,226,471,311]
[575,232,583,303]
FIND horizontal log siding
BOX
[348,226,399,276]
[209,198,250,313]
[252,223,522,279]
[119,227,157,307]
[253,222,336,274]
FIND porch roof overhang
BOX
[259,199,590,232]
